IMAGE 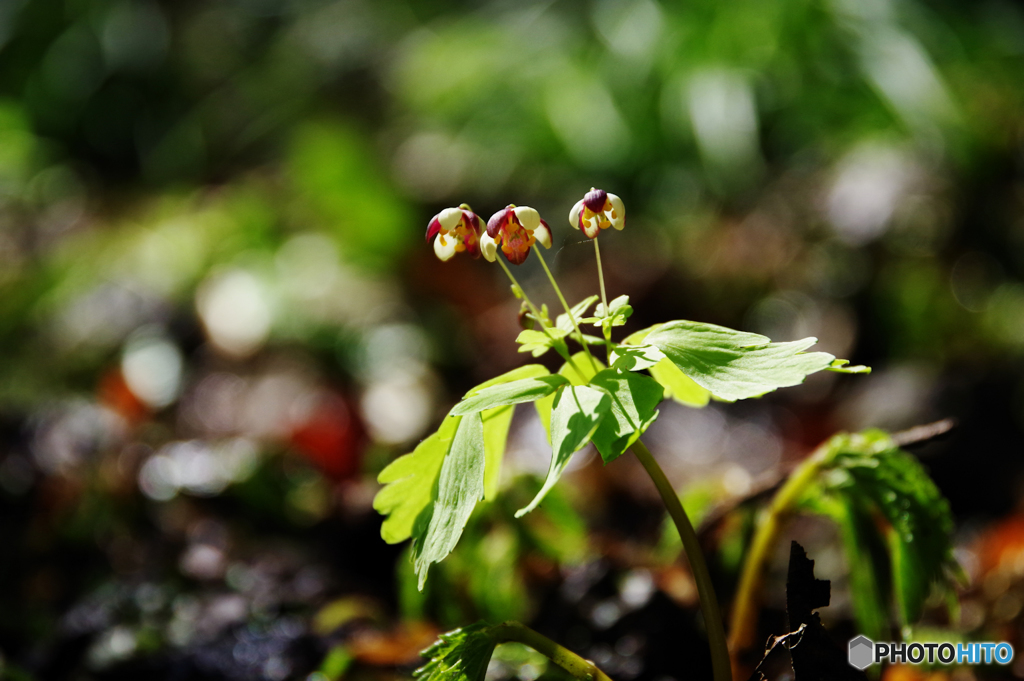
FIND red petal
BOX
[425,216,441,242]
[487,207,512,238]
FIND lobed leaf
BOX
[375,415,461,544]
[535,352,605,444]
[644,320,836,401]
[516,385,611,517]
[415,622,496,681]
[515,329,568,358]
[555,295,600,334]
[797,430,957,630]
[589,368,662,463]
[376,365,549,580]
[648,358,711,408]
[452,375,569,415]
[610,343,666,371]
[413,412,487,589]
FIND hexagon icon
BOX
[848,635,874,670]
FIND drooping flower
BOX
[482,205,552,265]
[425,206,484,261]
[569,188,624,239]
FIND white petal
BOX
[512,205,540,231]
[583,216,601,239]
[434,234,458,261]
[568,200,583,230]
[480,233,498,262]
[438,207,463,232]
[534,223,551,248]
[607,193,625,230]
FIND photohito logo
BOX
[848,636,1014,669]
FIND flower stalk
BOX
[632,439,732,681]
[495,256,586,378]
[535,249,599,373]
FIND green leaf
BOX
[589,369,663,463]
[375,415,461,544]
[648,358,711,408]
[584,294,633,328]
[797,430,957,630]
[413,412,486,589]
[516,385,611,517]
[610,344,666,371]
[471,366,548,499]
[465,364,551,395]
[802,489,891,642]
[415,622,496,681]
[645,320,836,401]
[535,352,605,443]
[827,358,872,374]
[555,295,600,334]
[482,405,514,501]
[452,375,569,415]
[515,329,568,358]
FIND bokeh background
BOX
[3,0,1024,679]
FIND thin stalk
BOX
[593,238,609,313]
[496,257,585,377]
[534,249,599,373]
[592,238,614,361]
[489,621,613,681]
[632,439,731,681]
[728,445,827,656]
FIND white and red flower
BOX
[425,206,484,261]
[569,188,624,239]
[482,205,552,265]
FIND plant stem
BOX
[534,249,599,373]
[632,439,732,681]
[496,257,585,377]
[592,239,615,361]
[593,238,609,313]
[727,445,827,656]
[489,621,613,681]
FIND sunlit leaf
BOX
[465,364,551,395]
[555,295,599,334]
[645,321,836,401]
[648,358,711,408]
[827,358,872,374]
[415,622,496,681]
[589,368,662,463]
[610,343,666,371]
[516,385,611,517]
[375,415,461,544]
[376,366,549,544]
[536,352,605,444]
[452,375,568,415]
[482,405,514,501]
[515,329,568,358]
[413,412,486,589]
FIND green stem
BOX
[534,249,599,373]
[496,257,585,377]
[592,239,615,361]
[632,439,731,681]
[728,444,827,656]
[593,238,609,313]
[489,621,613,681]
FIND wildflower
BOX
[426,206,483,261]
[569,188,624,239]
[482,205,552,265]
